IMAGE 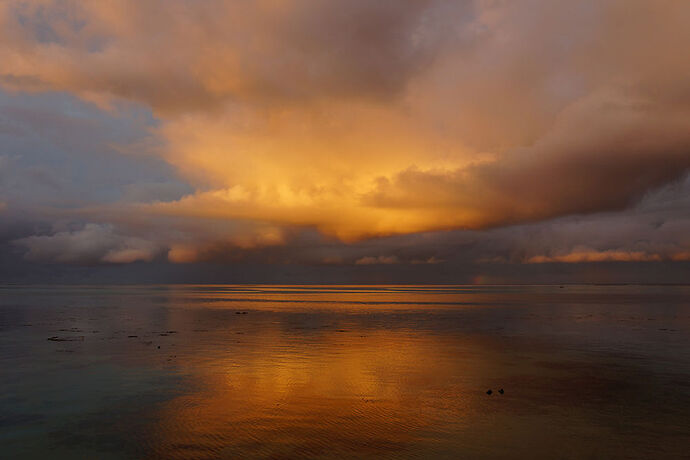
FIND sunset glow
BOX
[2,4,690,457]
[0,0,689,283]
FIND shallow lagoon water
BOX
[1,285,689,459]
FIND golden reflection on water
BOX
[4,285,689,459]
[90,285,682,459]
[148,327,485,459]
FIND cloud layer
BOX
[0,0,688,272]
[15,224,159,264]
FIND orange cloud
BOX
[527,250,662,264]
[2,0,689,255]
[144,86,690,241]
[670,252,690,262]
[525,244,690,264]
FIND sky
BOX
[0,0,689,284]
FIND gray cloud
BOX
[14,223,161,264]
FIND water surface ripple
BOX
[1,285,689,459]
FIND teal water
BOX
[1,285,689,459]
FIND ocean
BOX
[1,285,688,459]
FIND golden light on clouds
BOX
[1,0,689,267]
[151,101,482,240]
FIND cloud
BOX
[146,1,690,240]
[470,176,690,265]
[364,87,690,228]
[14,223,160,264]
[355,255,400,265]
[0,0,459,112]
[145,84,690,240]
[526,249,662,264]
[0,0,689,267]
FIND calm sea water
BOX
[1,285,689,459]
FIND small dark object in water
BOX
[235,311,241,314]
[128,335,138,338]
[157,345,160,349]
[242,311,248,314]
[47,336,84,342]
[498,388,504,394]
[486,389,493,395]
